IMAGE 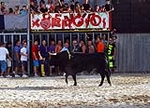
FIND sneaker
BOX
[15,74,20,78]
[22,74,28,78]
[34,73,38,77]
[6,75,12,78]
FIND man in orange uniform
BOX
[96,37,105,53]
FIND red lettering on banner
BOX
[62,16,71,29]
[85,13,92,28]
[102,18,106,28]
[40,14,51,30]
[90,14,101,26]
[31,13,109,30]
[32,19,40,27]
[73,14,84,27]
[52,14,61,28]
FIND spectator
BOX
[14,5,20,15]
[8,8,14,14]
[6,42,13,77]
[82,0,90,12]
[20,5,28,15]
[20,42,28,77]
[46,0,55,13]
[70,0,75,12]
[48,39,55,54]
[31,40,39,77]
[55,40,62,53]
[95,36,105,53]
[13,40,21,77]
[0,2,7,14]
[71,40,80,53]
[102,34,108,51]
[75,3,81,13]
[99,5,106,12]
[105,0,114,12]
[38,40,48,76]
[48,39,55,76]
[79,40,86,53]
[55,39,62,76]
[39,2,48,13]
[86,40,95,53]
[60,42,69,52]
[0,42,11,78]
[94,5,100,12]
[30,1,39,14]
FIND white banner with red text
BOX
[31,12,110,31]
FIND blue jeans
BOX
[0,60,7,73]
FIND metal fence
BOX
[115,33,150,72]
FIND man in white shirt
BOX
[20,42,28,78]
[0,42,12,77]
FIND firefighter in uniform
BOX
[107,37,117,72]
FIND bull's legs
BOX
[65,74,68,84]
[72,75,77,86]
[99,73,105,86]
[105,70,111,86]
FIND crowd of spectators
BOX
[0,1,28,15]
[30,0,114,14]
[0,32,117,78]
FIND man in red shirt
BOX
[96,37,105,53]
[31,40,39,76]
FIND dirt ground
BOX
[0,73,150,108]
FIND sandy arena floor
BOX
[0,73,150,108]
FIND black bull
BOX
[50,51,111,86]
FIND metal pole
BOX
[27,0,31,75]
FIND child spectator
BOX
[20,5,28,15]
